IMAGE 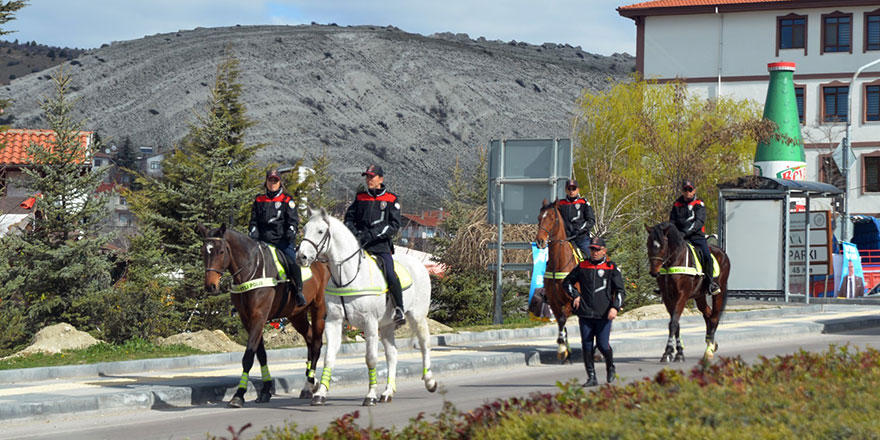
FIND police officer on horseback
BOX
[670,179,720,296]
[561,236,624,387]
[557,179,596,259]
[344,165,406,326]
[249,168,306,307]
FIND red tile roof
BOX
[619,0,790,9]
[402,210,450,228]
[0,129,93,166]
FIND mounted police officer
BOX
[344,165,406,326]
[561,236,624,387]
[670,179,720,296]
[557,179,596,259]
[249,168,305,307]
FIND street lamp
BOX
[843,57,880,241]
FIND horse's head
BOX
[198,223,229,293]
[298,207,332,267]
[535,199,562,249]
[645,222,674,277]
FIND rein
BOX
[538,206,577,275]
[204,236,264,288]
[300,223,363,288]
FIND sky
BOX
[6,0,637,56]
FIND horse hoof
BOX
[299,389,313,399]
[362,397,377,406]
[227,396,244,408]
[379,394,393,403]
[660,354,672,363]
[427,380,438,393]
[310,395,327,406]
[255,392,271,403]
[674,354,686,362]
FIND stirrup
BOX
[392,307,406,325]
[709,281,721,296]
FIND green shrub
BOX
[429,270,524,326]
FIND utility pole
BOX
[844,58,880,241]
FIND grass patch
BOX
[0,338,205,370]
[230,345,880,439]
[451,314,547,333]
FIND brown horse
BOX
[645,222,730,362]
[535,199,578,363]
[199,224,329,408]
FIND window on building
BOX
[819,155,845,190]
[795,85,805,124]
[867,12,880,51]
[779,16,806,51]
[867,85,880,122]
[865,155,880,193]
[150,161,160,170]
[823,13,852,53]
[822,85,848,122]
[119,196,126,205]
[94,159,102,167]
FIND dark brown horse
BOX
[535,199,578,363]
[645,222,730,362]
[199,224,329,408]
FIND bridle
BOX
[203,236,261,284]
[300,220,363,288]
[538,205,577,274]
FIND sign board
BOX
[787,210,833,275]
[724,199,785,291]
[487,139,572,225]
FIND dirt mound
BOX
[617,304,699,322]
[263,326,306,349]
[9,323,101,357]
[394,318,453,339]
[157,330,245,353]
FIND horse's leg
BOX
[361,318,380,406]
[311,303,342,406]
[704,287,726,361]
[289,312,315,399]
[413,313,438,393]
[694,294,715,360]
[254,340,273,403]
[550,283,571,364]
[229,310,266,408]
[378,323,398,403]
[660,286,676,363]
[673,320,685,363]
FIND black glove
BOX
[356,231,370,245]
[248,228,259,240]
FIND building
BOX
[143,152,164,177]
[401,210,450,244]
[618,0,880,217]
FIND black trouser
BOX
[376,252,404,310]
[578,317,613,372]
[277,241,303,294]
[689,236,713,281]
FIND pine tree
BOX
[0,68,114,343]
[127,49,263,332]
[305,146,338,214]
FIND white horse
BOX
[296,208,438,406]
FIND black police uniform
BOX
[249,187,305,306]
[557,195,595,257]
[669,194,717,293]
[344,183,404,317]
[561,253,625,386]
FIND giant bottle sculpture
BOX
[754,62,807,180]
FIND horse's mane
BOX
[540,199,559,212]
[651,222,686,249]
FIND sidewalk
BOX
[1,303,878,421]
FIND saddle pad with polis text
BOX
[324,252,413,296]
[230,244,312,294]
[658,243,720,277]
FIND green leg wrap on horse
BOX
[321,367,332,389]
[368,368,377,386]
[307,369,316,379]
[238,372,249,389]
[261,365,271,381]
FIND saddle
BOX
[543,242,582,281]
[324,251,413,296]
[230,244,312,294]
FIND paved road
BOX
[4,327,878,440]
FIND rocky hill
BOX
[0,40,85,85]
[0,24,633,208]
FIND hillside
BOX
[0,40,85,85]
[0,24,633,208]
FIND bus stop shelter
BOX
[717,176,843,302]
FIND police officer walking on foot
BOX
[345,165,406,326]
[249,168,306,307]
[557,179,596,259]
[670,179,720,296]
[561,236,625,387]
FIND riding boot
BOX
[389,274,406,326]
[703,256,720,296]
[582,355,598,387]
[291,264,306,307]
[605,351,616,384]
